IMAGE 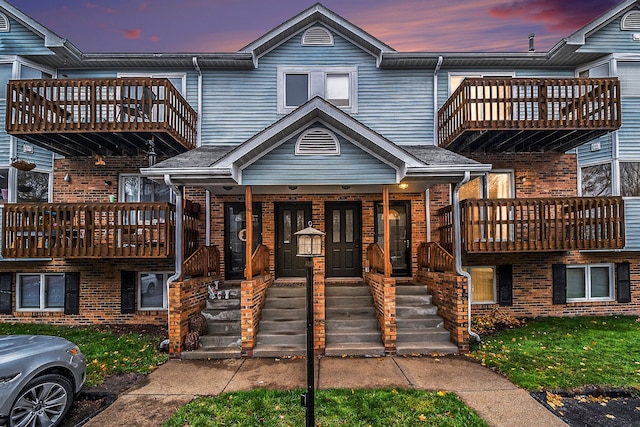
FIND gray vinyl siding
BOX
[202,29,434,146]
[242,132,396,185]
[0,17,51,56]
[576,134,613,165]
[579,16,640,54]
[617,100,640,158]
[623,198,640,250]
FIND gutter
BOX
[192,57,203,147]
[452,171,481,343]
[164,174,184,338]
[433,55,443,145]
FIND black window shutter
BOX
[616,262,631,303]
[552,264,567,305]
[121,271,136,314]
[497,264,513,306]
[64,272,80,315]
[0,272,12,314]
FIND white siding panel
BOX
[576,134,613,165]
[623,198,640,250]
[618,100,640,159]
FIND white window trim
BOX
[16,273,65,312]
[618,160,640,198]
[138,272,170,310]
[117,72,187,94]
[464,266,497,304]
[448,72,515,95]
[566,264,614,302]
[578,161,614,197]
[277,66,358,114]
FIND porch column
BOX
[383,184,391,277]
[245,186,253,280]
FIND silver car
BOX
[0,335,86,427]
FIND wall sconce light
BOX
[288,185,298,190]
[147,139,157,167]
[341,185,351,190]
[518,175,527,183]
[398,182,409,190]
[104,180,112,187]
[222,186,233,191]
[95,154,105,166]
[63,173,71,182]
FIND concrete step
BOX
[325,285,370,297]
[396,316,443,329]
[396,329,452,343]
[259,319,306,331]
[207,320,240,334]
[205,298,240,310]
[251,345,305,358]
[199,334,242,348]
[395,285,430,296]
[326,306,376,318]
[325,330,381,344]
[267,286,306,297]
[326,318,378,330]
[396,305,438,317]
[325,343,385,357]
[264,296,306,309]
[396,342,459,356]
[181,348,241,360]
[261,307,306,320]
[396,294,432,305]
[203,309,240,321]
[325,296,374,308]
[256,332,306,346]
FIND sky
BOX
[11,0,625,53]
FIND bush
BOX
[471,308,524,335]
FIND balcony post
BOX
[383,185,391,278]
[245,186,253,280]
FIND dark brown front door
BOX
[375,201,411,277]
[325,202,362,278]
[275,203,312,277]
[224,202,261,280]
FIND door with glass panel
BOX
[326,202,362,278]
[225,203,262,280]
[375,202,411,277]
[275,203,312,277]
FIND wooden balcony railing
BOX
[438,197,625,253]
[180,245,221,280]
[438,77,621,152]
[366,242,386,275]
[1,202,199,259]
[250,244,271,278]
[417,242,454,273]
[6,78,197,157]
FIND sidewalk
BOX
[84,356,567,427]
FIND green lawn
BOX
[469,315,640,391]
[163,389,489,427]
[0,323,168,386]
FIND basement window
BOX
[463,266,497,304]
[17,273,65,311]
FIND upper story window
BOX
[118,73,186,95]
[277,66,357,114]
[302,27,334,46]
[580,163,612,197]
[459,171,514,200]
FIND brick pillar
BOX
[168,280,183,357]
[241,279,255,357]
[382,276,397,354]
[313,268,325,354]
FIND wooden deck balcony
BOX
[5,78,197,157]
[438,78,621,153]
[1,202,199,259]
[437,197,624,254]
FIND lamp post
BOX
[294,222,324,427]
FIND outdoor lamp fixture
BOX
[398,182,409,190]
[147,139,157,167]
[294,222,325,427]
[63,173,71,182]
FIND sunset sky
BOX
[11,0,624,53]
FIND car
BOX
[140,273,159,295]
[0,335,86,427]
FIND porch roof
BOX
[141,98,490,193]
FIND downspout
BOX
[427,56,444,242]
[193,56,211,246]
[453,171,481,343]
[164,175,184,334]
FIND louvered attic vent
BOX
[302,27,334,46]
[0,14,9,32]
[295,128,340,155]
[621,10,640,30]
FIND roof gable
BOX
[240,3,394,66]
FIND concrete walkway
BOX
[84,356,567,427]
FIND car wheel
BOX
[9,373,74,427]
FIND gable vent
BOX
[302,27,334,46]
[0,14,9,32]
[621,10,640,30]
[295,128,340,155]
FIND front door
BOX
[275,203,312,277]
[375,201,411,277]
[224,202,262,280]
[326,202,362,278]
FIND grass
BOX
[163,388,489,427]
[469,315,640,392]
[0,323,169,386]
